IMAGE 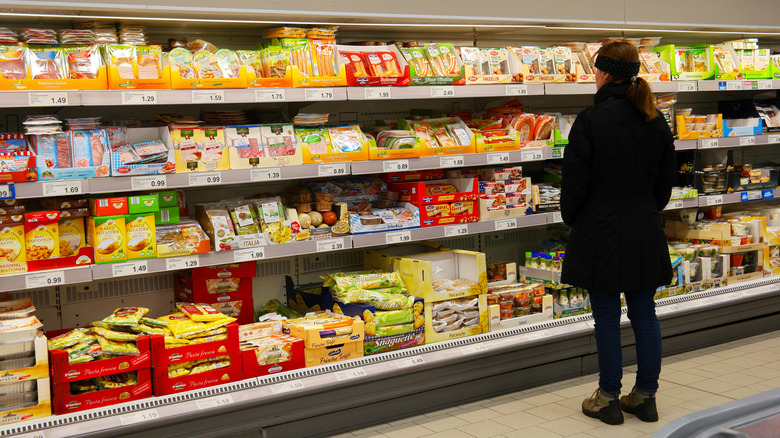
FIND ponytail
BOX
[626,77,656,122]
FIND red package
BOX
[365,52,402,77]
[341,52,369,77]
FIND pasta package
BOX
[49,327,89,350]
[97,336,140,356]
[177,303,226,322]
[101,307,149,327]
[325,270,405,292]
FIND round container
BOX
[314,201,333,211]
[731,266,745,276]
[287,192,313,203]
[711,259,721,276]
[693,123,705,131]
[686,124,695,132]
[730,236,742,246]
[706,114,718,123]
[314,192,335,202]
[704,206,722,220]
[500,308,514,320]
[684,116,696,124]
[372,199,396,209]
[680,209,697,226]
[703,174,718,183]
[694,115,706,124]
[731,221,750,236]
[500,292,515,302]
[704,123,716,130]
[703,182,716,192]
[677,108,693,117]
[499,300,514,311]
[486,294,500,305]
[689,261,699,278]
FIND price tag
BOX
[119,409,160,425]
[0,183,12,199]
[334,367,367,381]
[505,84,528,96]
[763,189,775,200]
[551,212,563,223]
[188,172,222,186]
[317,238,345,252]
[386,231,412,244]
[677,82,696,92]
[270,379,305,394]
[382,160,410,172]
[767,284,780,292]
[527,330,552,341]
[395,355,425,368]
[726,81,743,91]
[165,256,200,270]
[494,218,517,231]
[305,88,334,101]
[430,86,455,98]
[364,88,392,99]
[739,136,756,146]
[196,394,234,410]
[746,191,762,201]
[444,224,469,237]
[25,270,65,289]
[42,181,81,196]
[667,200,684,209]
[701,138,719,149]
[112,261,148,277]
[768,134,780,144]
[459,343,488,355]
[192,90,225,103]
[121,91,157,105]
[234,247,265,262]
[705,195,724,206]
[757,80,773,90]
[521,149,544,161]
[131,175,167,190]
[318,163,348,177]
[28,92,68,106]
[15,432,46,438]
[669,304,681,312]
[487,153,510,164]
[725,292,741,301]
[692,298,713,308]
[439,155,465,168]
[251,168,282,181]
[255,89,286,102]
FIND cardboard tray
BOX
[148,323,240,367]
[240,339,305,379]
[52,369,151,414]
[48,335,151,385]
[152,353,242,396]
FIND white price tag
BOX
[165,256,200,270]
[739,136,756,146]
[768,134,780,144]
[440,155,465,168]
[196,394,234,410]
[444,224,469,237]
[364,88,392,99]
[726,81,743,91]
[251,167,282,181]
[386,231,412,244]
[317,238,345,252]
[15,432,46,438]
[131,175,167,190]
[382,160,410,172]
[25,270,65,289]
[255,89,286,102]
[188,172,222,186]
[334,367,367,381]
[521,149,544,161]
[0,184,11,199]
[692,298,713,307]
[459,343,488,355]
[505,84,528,96]
[42,181,81,196]
[551,212,563,223]
[487,153,510,165]
[112,261,149,277]
[318,163,348,177]
[192,90,225,103]
[234,247,265,262]
[747,190,763,201]
[527,330,553,341]
[757,80,773,90]
[119,409,160,425]
[677,82,696,92]
[270,379,305,394]
[28,92,68,106]
[430,86,455,98]
[121,91,157,105]
[669,304,680,312]
[725,292,741,301]
[495,218,517,231]
[706,195,724,206]
[305,88,335,101]
[701,138,719,149]
[395,355,425,368]
[667,200,684,210]
[767,283,780,292]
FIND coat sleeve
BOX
[653,124,677,211]
[560,114,592,226]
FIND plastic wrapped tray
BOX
[0,357,35,371]
[0,340,35,360]
[0,380,36,396]
[0,391,37,410]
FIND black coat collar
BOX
[594,82,630,104]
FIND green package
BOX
[229,203,261,235]
[375,309,413,327]
[376,323,415,337]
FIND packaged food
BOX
[28,47,67,80]
[136,45,163,79]
[425,204,451,217]
[296,128,330,155]
[161,313,235,339]
[401,47,435,77]
[177,303,226,322]
[0,45,26,80]
[485,48,510,75]
[228,202,261,235]
[426,184,458,195]
[225,125,264,159]
[310,38,338,77]
[101,307,148,327]
[425,43,461,76]
[281,38,313,77]
[25,211,60,261]
[261,124,296,157]
[261,47,290,78]
[92,327,138,342]
[96,336,140,356]
[48,328,89,350]
[237,50,263,78]
[327,126,364,153]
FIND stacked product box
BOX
[239,321,305,378]
[487,282,553,330]
[549,285,591,319]
[282,312,364,367]
[391,178,479,227]
[87,195,129,264]
[0,297,51,423]
[449,166,533,220]
[174,262,257,325]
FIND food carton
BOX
[53,369,151,414]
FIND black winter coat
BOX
[560,82,677,294]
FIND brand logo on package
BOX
[66,401,82,410]
[66,370,81,379]
[349,334,360,340]
[357,78,369,85]
[268,365,283,373]
[328,348,342,356]
[423,219,434,226]
[169,353,183,362]
[173,382,187,391]
[423,196,433,203]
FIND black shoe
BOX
[620,386,659,422]
[582,388,624,425]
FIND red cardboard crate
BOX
[240,338,305,379]
[52,368,152,414]
[149,323,240,367]
[382,169,444,183]
[152,353,242,396]
[173,275,255,325]
[27,246,94,271]
[174,272,253,298]
[390,178,479,204]
[48,336,151,385]
[187,261,256,280]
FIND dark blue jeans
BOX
[589,288,662,396]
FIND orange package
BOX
[425,184,458,195]
[341,52,369,77]
[366,52,401,77]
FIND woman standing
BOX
[560,41,677,425]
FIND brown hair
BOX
[597,41,656,122]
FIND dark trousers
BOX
[589,288,662,396]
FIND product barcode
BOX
[131,198,139,204]
[99,200,108,207]
[160,210,169,222]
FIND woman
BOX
[560,41,677,425]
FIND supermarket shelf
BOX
[699,133,780,149]
[0,90,81,108]
[346,84,545,100]
[81,88,348,106]
[698,187,778,207]
[5,276,779,438]
[544,83,596,95]
[664,197,699,210]
[695,79,777,92]
[0,266,91,293]
[674,139,698,151]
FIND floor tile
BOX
[525,403,579,421]
[537,416,598,435]
[387,414,430,426]
[659,370,709,386]
[519,391,566,406]
[492,412,545,429]
[351,431,386,438]
[421,430,475,438]
[691,378,740,395]
[377,423,433,438]
[457,419,513,438]
[503,425,562,438]
[584,424,645,438]
[453,406,503,424]
[413,414,469,432]
[713,372,765,386]
[484,399,535,415]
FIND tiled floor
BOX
[332,330,780,438]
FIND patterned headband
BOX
[594,55,641,82]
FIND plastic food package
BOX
[156,219,208,251]
[64,45,102,79]
[177,303,226,322]
[28,47,67,80]
[260,124,296,157]
[97,336,140,356]
[225,125,264,158]
[48,327,89,350]
[92,327,138,342]
[101,307,148,327]
[296,128,330,155]
[328,126,364,153]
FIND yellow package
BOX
[88,215,127,264]
[425,184,458,195]
[163,335,192,349]
[168,368,190,378]
[96,372,138,389]
[191,359,231,375]
[177,303,226,322]
[125,214,156,260]
[93,327,139,342]
[0,215,26,275]
[97,336,140,356]
[140,316,167,327]
[48,327,89,350]
[190,334,228,344]
[184,326,227,340]
[425,204,451,218]
[162,313,235,339]
[58,216,86,258]
[25,212,59,261]
[101,307,149,327]
[131,324,171,336]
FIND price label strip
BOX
[112,261,149,277]
[364,88,392,99]
[494,218,517,231]
[189,172,222,186]
[386,231,412,244]
[165,256,200,271]
[550,212,563,223]
[506,84,528,96]
[196,394,234,410]
[521,149,544,161]
[430,86,455,98]
[487,153,510,165]
[192,90,225,103]
[0,183,14,200]
[701,138,719,149]
[270,379,305,394]
[42,181,81,196]
[317,238,345,252]
[739,136,756,146]
[318,163,348,177]
[119,409,160,425]
[25,270,65,289]
[459,343,488,355]
[768,134,780,144]
[382,160,410,172]
[705,195,724,206]
[131,175,167,190]
[234,247,265,262]
[334,367,368,381]
[28,92,68,106]
[395,355,425,368]
[726,81,743,91]
[677,82,696,92]
[255,89,286,102]
[526,330,553,341]
[444,224,469,237]
[440,155,465,168]
[15,432,46,438]
[121,91,157,105]
[251,168,282,181]
[667,200,684,210]
[305,88,335,101]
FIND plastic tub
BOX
[0,357,35,371]
[0,340,35,360]
[0,380,36,396]
[0,391,37,410]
